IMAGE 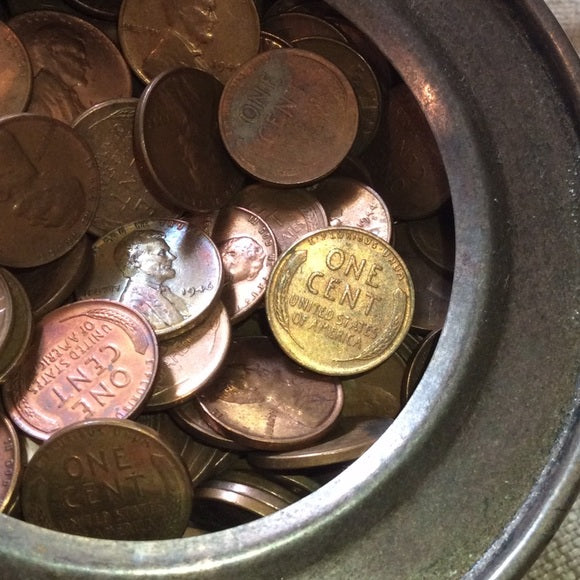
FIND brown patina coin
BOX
[119,0,260,84]
[77,219,223,338]
[73,98,178,237]
[146,302,231,411]
[212,206,278,323]
[21,419,192,539]
[135,67,245,213]
[0,410,21,513]
[9,10,132,124]
[261,12,347,43]
[2,299,158,441]
[0,20,32,116]
[197,336,344,451]
[235,183,328,253]
[219,48,359,186]
[64,0,121,21]
[0,269,14,356]
[0,114,99,268]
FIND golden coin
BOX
[266,226,414,375]
[20,419,192,539]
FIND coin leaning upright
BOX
[266,227,414,376]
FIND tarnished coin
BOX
[219,48,359,186]
[310,176,393,242]
[0,269,14,356]
[77,219,223,338]
[21,419,192,539]
[0,410,21,513]
[135,67,245,213]
[119,0,260,84]
[9,10,132,124]
[185,210,220,237]
[64,0,121,21]
[146,302,231,411]
[197,336,344,450]
[235,183,328,253]
[403,328,441,404]
[0,21,32,116]
[73,98,178,237]
[0,114,99,268]
[2,299,158,441]
[11,235,91,319]
[213,207,278,323]
[260,31,292,52]
[266,227,414,376]
[262,12,347,43]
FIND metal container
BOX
[2,0,579,577]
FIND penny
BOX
[260,31,292,52]
[2,299,158,441]
[119,0,261,84]
[0,114,99,268]
[266,473,320,497]
[0,269,14,356]
[185,210,220,237]
[9,10,132,124]
[64,0,121,21]
[402,328,441,405]
[0,269,33,383]
[5,0,77,16]
[20,419,192,539]
[0,410,21,513]
[196,336,344,451]
[392,222,452,332]
[235,183,328,253]
[266,227,415,376]
[0,20,32,117]
[293,36,382,155]
[73,98,178,237]
[310,176,393,242]
[247,416,393,470]
[77,219,223,339]
[11,235,91,319]
[146,302,231,411]
[135,67,245,213]
[261,12,347,43]
[212,206,278,323]
[218,48,359,186]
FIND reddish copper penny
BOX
[219,48,359,186]
[0,20,32,116]
[2,299,158,441]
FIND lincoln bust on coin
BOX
[114,229,189,330]
[219,236,265,285]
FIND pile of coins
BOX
[0,0,454,540]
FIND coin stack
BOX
[0,0,454,540]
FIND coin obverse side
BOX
[2,299,158,441]
[21,419,192,540]
[266,227,414,375]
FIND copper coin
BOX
[0,21,32,116]
[0,114,99,268]
[2,299,158,441]
[260,31,292,52]
[212,206,278,323]
[235,183,328,253]
[11,235,91,319]
[73,99,178,237]
[64,0,121,21]
[0,269,33,383]
[184,210,220,237]
[219,48,359,186]
[262,1,340,20]
[196,336,344,451]
[135,67,245,213]
[21,419,192,539]
[9,11,132,124]
[310,176,393,242]
[0,269,14,356]
[293,37,382,155]
[262,12,347,43]
[77,219,223,339]
[402,328,441,404]
[0,410,21,513]
[146,302,231,411]
[119,0,261,84]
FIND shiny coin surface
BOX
[0,114,99,268]
[135,67,244,213]
[213,207,278,323]
[197,336,343,450]
[0,269,14,355]
[3,299,158,441]
[0,20,32,116]
[260,31,292,51]
[119,0,260,84]
[146,302,231,411]
[78,219,223,338]
[219,48,359,186]
[73,98,178,237]
[0,410,21,513]
[266,227,414,375]
[21,419,192,539]
[9,10,132,124]
[235,183,328,253]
